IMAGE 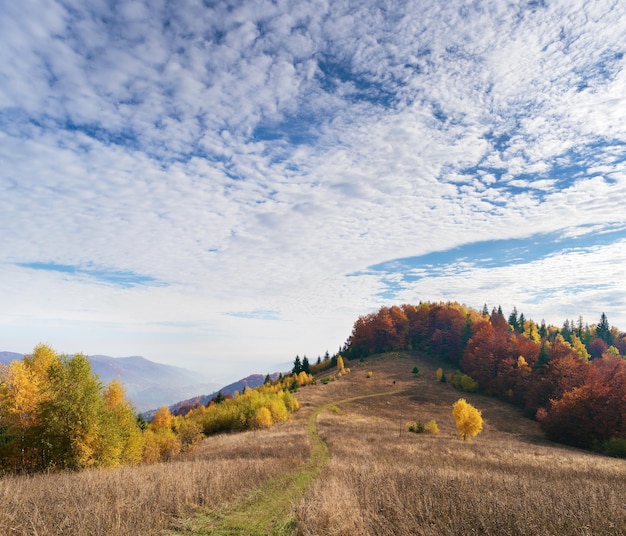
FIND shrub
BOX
[407,419,439,435]
[366,371,373,379]
[460,374,479,393]
[451,372,478,393]
[600,437,626,458]
[407,421,425,434]
[425,420,439,435]
[412,366,419,375]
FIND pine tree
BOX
[292,355,302,374]
[596,313,611,344]
[302,356,310,374]
[508,307,519,332]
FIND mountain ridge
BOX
[0,351,222,412]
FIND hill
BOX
[88,354,222,412]
[146,372,282,419]
[3,351,625,535]
[0,351,23,365]
[0,351,221,412]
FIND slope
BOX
[3,352,625,536]
[169,351,626,535]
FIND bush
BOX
[460,374,479,393]
[407,421,425,434]
[451,372,478,393]
[366,371,373,379]
[407,420,439,435]
[600,437,626,458]
[424,420,439,435]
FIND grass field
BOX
[2,352,626,535]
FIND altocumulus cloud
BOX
[1,0,625,381]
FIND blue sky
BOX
[1,0,626,383]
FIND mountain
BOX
[0,352,222,412]
[0,352,23,365]
[88,355,222,412]
[154,372,282,419]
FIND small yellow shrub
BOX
[366,371,373,379]
[425,420,439,435]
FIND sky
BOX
[1,0,626,384]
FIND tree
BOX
[255,407,272,428]
[452,398,483,441]
[596,313,611,344]
[292,355,302,374]
[37,353,108,470]
[508,307,520,332]
[336,355,345,373]
[0,359,46,470]
[302,356,310,374]
[151,406,173,431]
[99,378,143,466]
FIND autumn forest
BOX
[343,302,626,454]
[2,301,626,477]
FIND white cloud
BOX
[1,0,626,381]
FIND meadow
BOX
[2,352,625,535]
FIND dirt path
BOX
[169,387,406,536]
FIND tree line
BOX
[343,302,626,454]
[0,344,310,473]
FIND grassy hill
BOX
[2,352,625,535]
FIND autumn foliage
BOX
[343,302,626,454]
[0,345,143,472]
[0,346,308,474]
[452,398,483,441]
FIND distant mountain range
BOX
[161,372,281,419]
[0,351,222,412]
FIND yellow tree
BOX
[151,406,173,431]
[98,379,143,466]
[38,353,106,469]
[255,406,273,428]
[336,355,345,373]
[0,360,42,470]
[452,398,483,441]
[570,334,590,361]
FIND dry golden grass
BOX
[0,425,309,535]
[2,352,626,535]
[294,353,626,536]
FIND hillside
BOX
[88,354,222,412]
[3,351,625,535]
[0,351,23,365]
[0,351,221,412]
[163,373,280,417]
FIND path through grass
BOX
[169,387,406,535]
